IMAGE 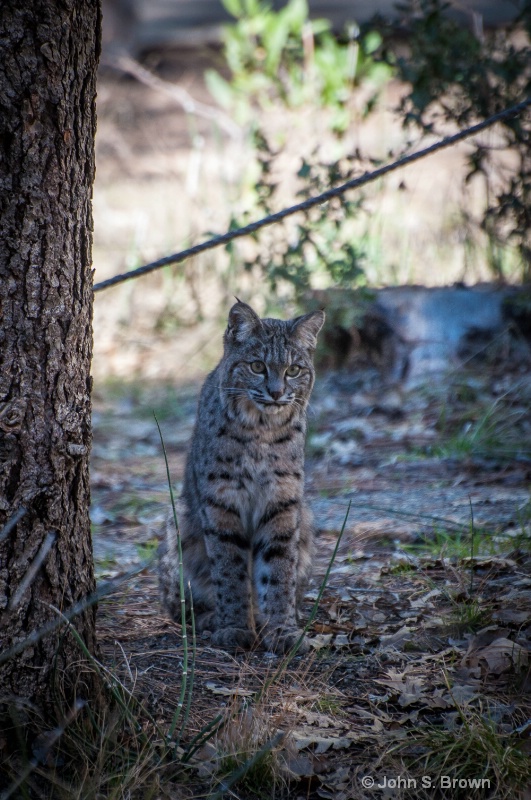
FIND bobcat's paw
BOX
[210,627,256,651]
[263,627,310,655]
[194,609,216,634]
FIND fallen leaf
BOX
[309,634,334,650]
[445,684,478,704]
[380,626,414,649]
[423,689,452,709]
[466,627,511,651]
[333,634,351,648]
[376,670,427,707]
[363,610,387,623]
[493,608,530,625]
[451,665,482,681]
[290,729,359,754]
[205,682,254,697]
[464,637,529,676]
[410,588,442,609]
[460,556,517,571]
[279,753,315,778]
[303,711,336,728]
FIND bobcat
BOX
[159,300,325,653]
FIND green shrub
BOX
[373,0,531,280]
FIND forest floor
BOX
[86,48,531,800]
[91,354,531,800]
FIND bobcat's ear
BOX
[291,309,325,349]
[226,301,262,343]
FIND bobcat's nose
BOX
[269,388,284,401]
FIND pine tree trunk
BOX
[0,0,101,713]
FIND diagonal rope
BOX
[93,97,531,294]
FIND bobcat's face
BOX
[220,301,325,420]
[234,357,312,415]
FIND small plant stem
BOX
[355,502,470,531]
[154,415,189,743]
[442,668,471,733]
[177,582,197,745]
[469,497,475,595]
[181,714,225,763]
[8,531,56,610]
[0,505,27,544]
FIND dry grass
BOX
[2,539,529,799]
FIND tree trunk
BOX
[0,0,101,716]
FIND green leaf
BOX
[297,160,311,179]
[263,14,291,74]
[204,70,235,109]
[363,30,382,55]
[280,0,308,33]
[222,0,244,18]
[311,18,332,37]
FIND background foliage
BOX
[371,0,531,280]
[209,0,531,307]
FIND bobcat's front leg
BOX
[253,500,310,654]
[203,501,255,650]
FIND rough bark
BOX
[0,0,101,713]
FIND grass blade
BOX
[209,731,285,800]
[153,414,189,743]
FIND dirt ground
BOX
[92,352,531,799]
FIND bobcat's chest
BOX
[220,446,303,536]
[228,449,272,535]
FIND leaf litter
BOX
[92,365,531,797]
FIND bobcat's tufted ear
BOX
[291,309,325,350]
[226,301,262,343]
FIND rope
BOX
[93,97,531,294]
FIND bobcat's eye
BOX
[250,360,266,374]
[286,365,301,377]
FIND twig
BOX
[0,506,27,543]
[105,53,241,140]
[115,639,135,685]
[8,532,57,610]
